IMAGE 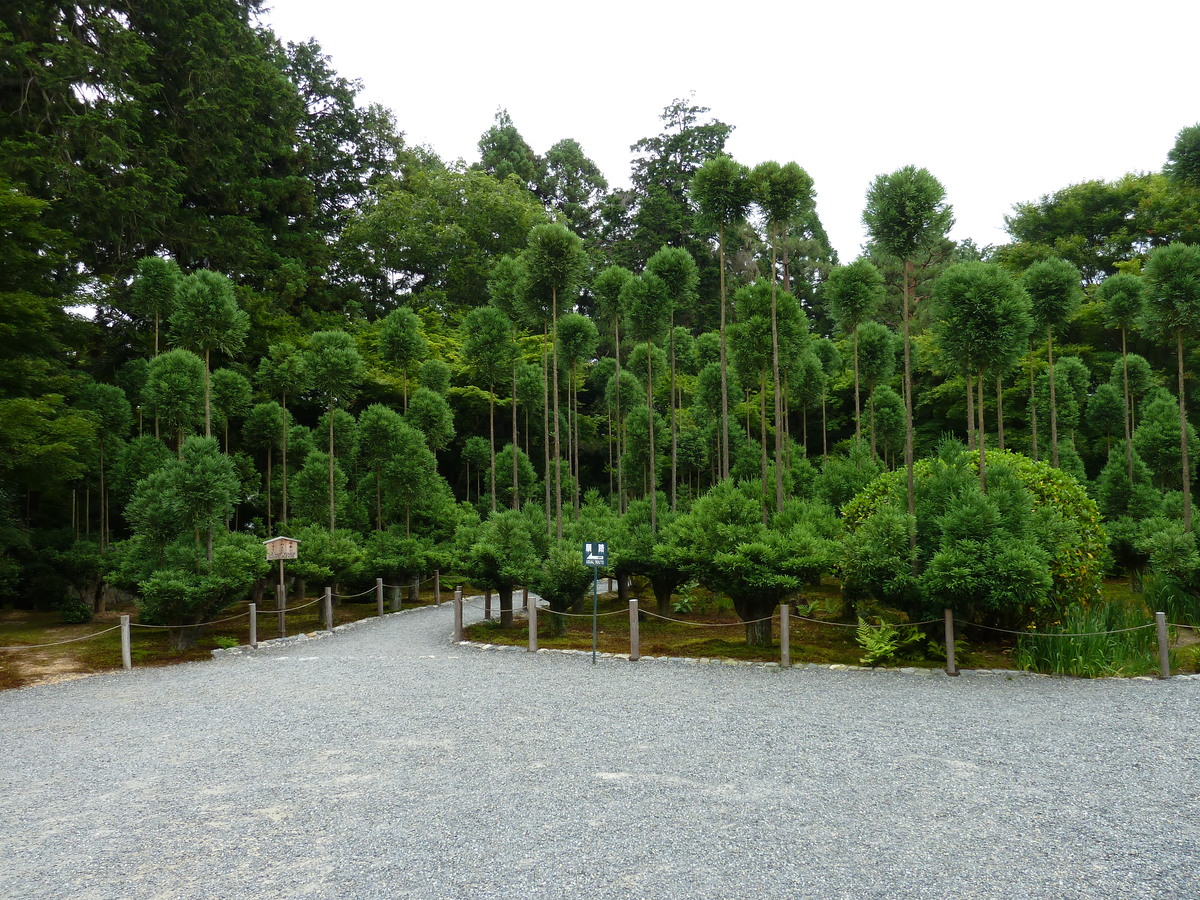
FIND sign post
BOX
[583,542,608,665]
[264,537,299,638]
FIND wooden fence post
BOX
[249,603,257,649]
[120,614,131,670]
[435,569,441,606]
[278,579,287,638]
[629,598,640,661]
[945,608,958,676]
[1156,611,1171,679]
[485,589,492,620]
[411,574,420,605]
[375,578,384,617]
[780,604,790,668]
[323,587,333,632]
[528,592,537,652]
[453,588,463,642]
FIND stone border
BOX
[453,639,1200,681]
[210,602,443,657]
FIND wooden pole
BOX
[1156,611,1171,679]
[780,604,790,668]
[435,569,441,606]
[454,588,463,642]
[629,598,640,661]
[120,615,131,670]
[277,585,286,643]
[249,603,257,649]
[945,608,958,676]
[485,589,492,620]
[323,587,333,632]
[528,592,537,652]
[376,577,384,617]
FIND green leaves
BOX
[863,166,954,260]
[691,155,752,231]
[1021,257,1083,332]
[931,261,1031,374]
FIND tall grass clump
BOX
[1015,603,1162,677]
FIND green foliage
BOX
[863,166,954,261]
[289,526,364,587]
[461,508,539,594]
[815,441,884,510]
[1133,394,1198,490]
[405,387,455,452]
[1014,602,1161,677]
[145,349,204,441]
[842,448,1106,627]
[856,618,924,666]
[824,259,884,334]
[418,358,451,396]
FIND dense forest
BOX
[4,1,1200,650]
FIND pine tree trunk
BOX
[670,311,677,512]
[996,374,1005,451]
[1122,327,1134,482]
[770,224,784,514]
[966,378,976,451]
[512,357,520,510]
[488,382,496,512]
[1178,329,1192,532]
[328,401,336,532]
[552,289,563,540]
[902,259,916,563]
[760,371,769,524]
[281,394,289,526]
[978,372,987,493]
[718,222,730,479]
[853,327,861,439]
[1048,327,1059,468]
[647,348,657,533]
[1029,342,1039,462]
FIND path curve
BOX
[1,601,1197,899]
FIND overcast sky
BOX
[263,0,1198,262]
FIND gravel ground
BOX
[1,600,1198,900]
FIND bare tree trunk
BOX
[996,374,1005,451]
[718,223,730,479]
[647,349,657,533]
[966,378,976,451]
[512,356,520,510]
[552,289,563,540]
[902,259,916,564]
[488,382,496,512]
[1029,342,1039,461]
[1048,327,1059,468]
[1178,329,1192,532]
[1122,327,1134,482]
[978,372,987,493]
[769,224,784,513]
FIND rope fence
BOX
[451,590,1193,679]
[0,625,123,652]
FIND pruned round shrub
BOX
[841,448,1107,627]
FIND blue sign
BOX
[582,542,608,567]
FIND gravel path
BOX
[1,601,1197,899]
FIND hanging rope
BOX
[0,625,122,651]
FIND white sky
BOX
[263,0,1199,262]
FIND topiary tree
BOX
[169,270,249,438]
[659,479,830,645]
[692,155,752,478]
[1097,272,1145,480]
[645,245,699,511]
[463,508,539,628]
[824,259,885,441]
[1142,241,1200,532]
[305,331,365,532]
[841,447,1107,628]
[378,306,428,412]
[931,261,1032,490]
[527,540,594,637]
[1022,257,1083,469]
